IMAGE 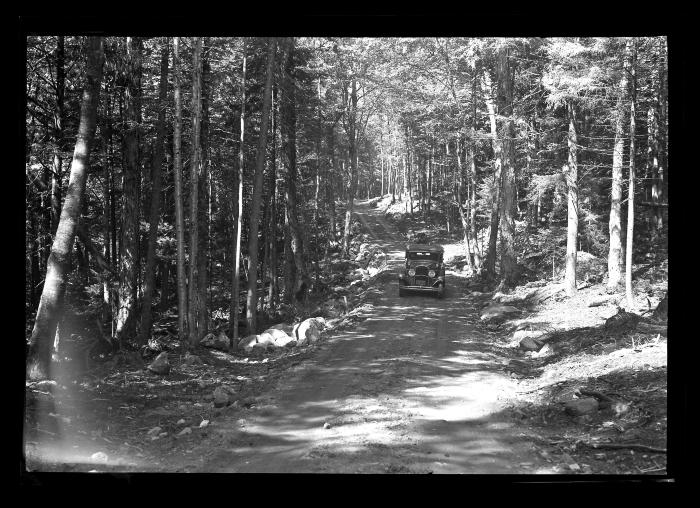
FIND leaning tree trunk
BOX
[607,40,630,293]
[139,38,169,345]
[564,100,579,297]
[27,37,104,381]
[245,37,276,334]
[115,36,143,346]
[172,37,189,341]
[625,39,637,310]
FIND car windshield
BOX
[407,251,440,262]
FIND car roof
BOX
[406,244,444,253]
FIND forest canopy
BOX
[24,36,667,381]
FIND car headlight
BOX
[408,269,416,277]
[428,270,436,278]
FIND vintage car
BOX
[398,244,445,298]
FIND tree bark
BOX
[139,38,169,345]
[496,46,517,287]
[267,85,279,313]
[342,79,359,257]
[564,100,579,297]
[230,41,247,345]
[115,36,143,346]
[625,39,637,309]
[188,37,203,346]
[172,37,189,340]
[27,37,104,381]
[482,69,501,277]
[607,40,630,292]
[245,37,276,334]
[197,40,211,338]
[280,37,309,305]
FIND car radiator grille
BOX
[414,266,430,276]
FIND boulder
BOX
[264,328,292,342]
[266,328,296,348]
[293,318,324,346]
[147,352,170,375]
[269,323,293,335]
[512,329,548,342]
[256,331,277,346]
[564,397,599,416]
[200,331,230,351]
[480,304,521,323]
[238,334,259,352]
[519,336,545,352]
[213,386,230,408]
[533,343,555,358]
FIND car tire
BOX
[399,287,406,297]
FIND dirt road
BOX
[184,200,549,474]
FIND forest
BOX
[24,35,670,475]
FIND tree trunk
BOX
[607,39,631,292]
[100,83,113,323]
[564,100,579,297]
[115,37,143,346]
[267,85,279,313]
[50,35,65,252]
[649,37,665,235]
[342,79,359,258]
[496,46,517,287]
[326,123,337,241]
[230,42,247,344]
[280,37,309,305]
[187,37,203,346]
[625,39,637,309]
[159,260,170,312]
[483,69,501,277]
[245,37,276,334]
[27,37,104,381]
[455,139,475,270]
[173,37,189,341]
[197,40,211,338]
[139,38,169,345]
[468,124,482,271]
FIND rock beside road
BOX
[239,334,260,352]
[511,328,553,351]
[519,336,545,352]
[213,386,230,407]
[147,352,170,375]
[480,304,521,323]
[200,330,231,351]
[293,317,326,346]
